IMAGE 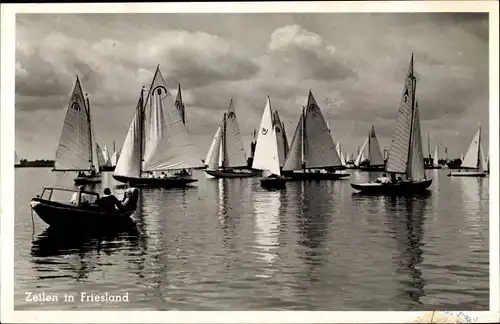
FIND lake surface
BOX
[14,168,489,310]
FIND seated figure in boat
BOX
[375,173,392,184]
[96,188,124,213]
[78,171,87,177]
[90,165,97,177]
[122,187,139,211]
[160,172,167,179]
[70,185,95,206]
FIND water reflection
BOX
[253,189,281,277]
[31,225,140,282]
[384,193,429,307]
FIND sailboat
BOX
[448,125,487,177]
[15,151,21,167]
[424,133,441,169]
[282,90,349,181]
[52,76,102,185]
[272,109,289,169]
[351,54,432,194]
[113,66,204,188]
[357,125,385,171]
[204,99,260,178]
[252,97,287,189]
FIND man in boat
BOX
[97,188,124,213]
[90,165,97,177]
[70,185,94,206]
[160,172,167,179]
[376,173,392,184]
[122,187,139,211]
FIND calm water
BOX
[14,168,489,310]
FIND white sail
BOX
[335,141,347,166]
[355,137,368,167]
[386,55,415,174]
[273,110,288,167]
[142,67,204,171]
[95,142,106,169]
[206,123,223,171]
[110,151,119,167]
[102,144,112,166]
[252,97,281,177]
[205,125,222,166]
[283,112,305,171]
[341,152,346,166]
[433,146,439,167]
[221,99,247,168]
[114,95,143,178]
[54,77,93,171]
[461,153,464,161]
[368,125,385,166]
[304,91,342,168]
[461,127,481,169]
[407,102,426,180]
[15,151,20,164]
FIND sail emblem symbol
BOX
[262,127,268,135]
[308,104,319,118]
[404,88,409,103]
[175,101,182,110]
[71,102,81,111]
[227,112,236,119]
[276,127,281,133]
[72,94,81,103]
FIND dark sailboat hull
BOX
[100,166,116,172]
[260,177,287,189]
[205,169,260,178]
[447,171,487,177]
[358,165,385,171]
[350,179,432,195]
[283,171,350,181]
[113,175,197,188]
[74,176,102,185]
[30,198,135,230]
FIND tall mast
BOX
[86,94,93,170]
[405,54,416,178]
[368,129,371,165]
[476,125,481,170]
[301,106,306,171]
[222,112,227,169]
[139,86,144,174]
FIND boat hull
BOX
[358,165,385,171]
[30,198,135,230]
[283,171,350,181]
[74,176,102,185]
[350,179,432,195]
[260,177,287,190]
[113,175,197,188]
[100,166,116,172]
[205,169,260,178]
[448,171,487,177]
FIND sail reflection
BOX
[384,194,429,306]
[253,189,281,277]
[453,177,487,242]
[295,181,335,277]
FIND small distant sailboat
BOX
[425,133,441,169]
[351,54,432,194]
[432,145,441,169]
[357,125,385,171]
[252,97,287,189]
[113,66,204,188]
[204,99,260,178]
[448,125,487,177]
[15,151,21,167]
[53,76,101,185]
[281,90,349,181]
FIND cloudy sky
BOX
[15,12,489,160]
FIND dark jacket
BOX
[97,195,124,213]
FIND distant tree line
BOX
[16,159,55,168]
